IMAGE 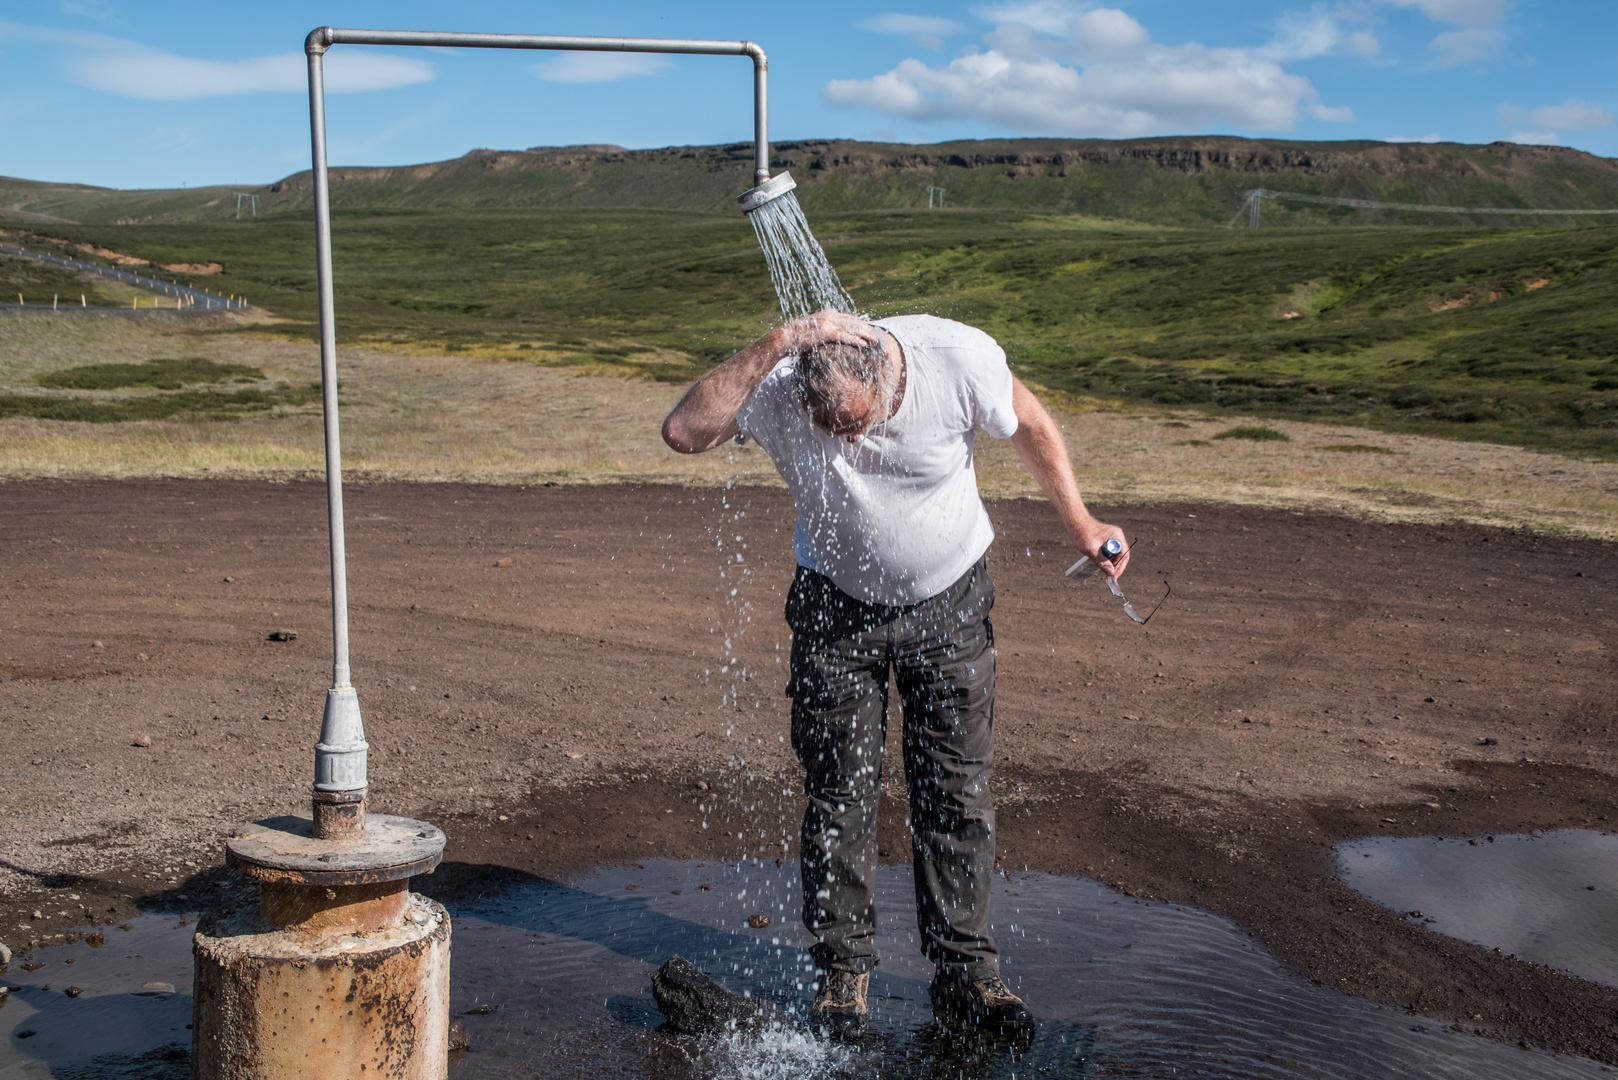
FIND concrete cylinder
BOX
[192,893,450,1079]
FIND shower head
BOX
[737,171,797,214]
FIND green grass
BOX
[0,384,320,423]
[1,253,131,307]
[36,357,264,390]
[7,207,1618,455]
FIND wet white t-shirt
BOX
[735,314,1018,606]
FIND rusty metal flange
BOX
[226,814,444,886]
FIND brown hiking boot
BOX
[810,969,869,1036]
[929,968,1034,1030]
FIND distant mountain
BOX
[6,137,1618,226]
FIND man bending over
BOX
[661,310,1128,1034]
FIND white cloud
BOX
[1375,0,1506,66]
[1426,25,1503,65]
[826,7,1324,137]
[1498,101,1613,144]
[974,1,1082,37]
[1525,100,1614,131]
[1385,132,1442,142]
[1263,5,1381,62]
[1344,31,1383,58]
[858,14,968,51]
[1310,103,1355,121]
[1379,0,1503,28]
[0,21,433,99]
[530,53,670,83]
[1070,9,1152,56]
[75,49,432,99]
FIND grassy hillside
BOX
[6,136,1618,227]
[7,204,1615,457]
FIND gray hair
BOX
[792,339,896,420]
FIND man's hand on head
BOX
[784,309,881,351]
[661,309,879,455]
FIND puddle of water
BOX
[4,861,1612,1079]
[449,860,1611,1079]
[1337,829,1618,988]
[0,914,194,1080]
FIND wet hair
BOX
[792,339,895,422]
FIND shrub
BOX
[1212,426,1291,442]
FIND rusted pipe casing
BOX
[192,894,450,1079]
[194,815,448,1079]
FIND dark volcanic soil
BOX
[1,479,1615,1060]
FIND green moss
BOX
[0,383,320,423]
[1320,443,1399,454]
[36,357,264,390]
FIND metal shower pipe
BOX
[302,27,771,833]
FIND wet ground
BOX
[0,914,192,1079]
[1,479,1616,1060]
[1339,830,1618,989]
[3,858,1613,1079]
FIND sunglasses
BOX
[1064,551,1171,626]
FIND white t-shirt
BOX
[735,314,1018,606]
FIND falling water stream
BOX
[746,190,856,321]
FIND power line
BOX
[1231,187,1618,227]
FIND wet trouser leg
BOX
[895,559,1000,980]
[788,569,892,975]
[787,559,1000,979]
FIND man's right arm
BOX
[661,311,879,454]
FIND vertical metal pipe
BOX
[306,32,369,829]
[750,47,769,185]
[306,42,351,693]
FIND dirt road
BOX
[1,479,1614,1059]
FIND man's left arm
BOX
[1007,377,1130,578]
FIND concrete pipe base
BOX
[192,893,451,1079]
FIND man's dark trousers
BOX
[786,557,1000,980]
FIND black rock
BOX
[651,955,762,1035]
[448,1018,470,1053]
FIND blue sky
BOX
[1,1,1613,190]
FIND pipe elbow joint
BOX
[742,41,767,69]
[305,26,333,56]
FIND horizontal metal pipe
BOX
[305,28,768,183]
[309,27,762,57]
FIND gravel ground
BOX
[0,478,1615,1060]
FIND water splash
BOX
[677,1020,855,1080]
[747,190,856,321]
